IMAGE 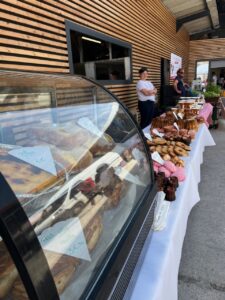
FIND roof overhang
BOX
[162,0,223,40]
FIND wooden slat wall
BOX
[0,0,189,109]
[188,38,225,81]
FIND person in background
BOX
[173,68,187,96]
[211,72,217,86]
[218,70,224,88]
[136,67,157,129]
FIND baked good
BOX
[175,142,191,151]
[172,167,186,182]
[0,242,18,298]
[165,186,176,201]
[155,172,166,191]
[84,214,103,252]
[95,164,123,208]
[89,133,115,157]
[168,176,179,189]
[29,125,90,151]
[164,161,176,173]
[12,250,78,299]
[52,147,93,174]
[0,148,58,196]
[158,166,171,178]
[174,146,188,157]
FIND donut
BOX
[163,154,171,161]
[174,146,188,157]
[175,141,191,151]
[153,138,167,145]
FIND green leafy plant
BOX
[204,84,221,97]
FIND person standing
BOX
[173,68,187,96]
[211,72,217,86]
[136,67,157,129]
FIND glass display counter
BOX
[0,71,156,300]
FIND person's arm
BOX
[173,79,181,94]
[140,87,157,96]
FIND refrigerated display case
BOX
[0,71,156,300]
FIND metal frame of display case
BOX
[0,173,59,300]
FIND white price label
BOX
[9,146,57,175]
[152,129,164,138]
[144,132,152,141]
[178,113,184,119]
[38,218,91,261]
[173,111,178,120]
[151,151,164,165]
[77,117,102,137]
[173,122,180,131]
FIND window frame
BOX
[65,20,133,84]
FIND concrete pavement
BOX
[178,120,225,300]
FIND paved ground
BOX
[178,119,225,300]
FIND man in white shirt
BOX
[136,67,157,129]
[212,72,217,86]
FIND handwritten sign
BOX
[9,146,57,175]
[38,218,91,261]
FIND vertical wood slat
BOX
[0,0,189,109]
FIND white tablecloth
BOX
[124,124,215,300]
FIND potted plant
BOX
[203,84,221,104]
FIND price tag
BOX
[152,129,164,138]
[173,111,178,120]
[144,132,152,141]
[38,218,91,261]
[177,112,184,119]
[9,146,57,175]
[151,151,164,165]
[173,122,180,131]
[77,117,102,137]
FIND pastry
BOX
[172,167,186,182]
[158,166,171,178]
[95,164,123,209]
[0,242,18,298]
[165,186,176,201]
[174,146,188,157]
[29,125,90,151]
[52,146,93,173]
[163,161,176,173]
[89,133,115,157]
[0,148,58,196]
[12,250,79,299]
[84,214,103,252]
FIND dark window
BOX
[66,20,132,83]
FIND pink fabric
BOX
[198,103,213,127]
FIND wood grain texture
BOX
[0,0,189,109]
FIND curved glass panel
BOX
[0,71,152,299]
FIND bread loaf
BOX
[0,242,18,298]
